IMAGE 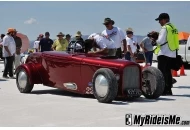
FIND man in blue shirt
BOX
[39,32,53,52]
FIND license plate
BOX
[125,89,142,97]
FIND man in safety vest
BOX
[154,13,179,95]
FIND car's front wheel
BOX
[92,68,118,103]
[16,68,34,93]
[141,66,165,99]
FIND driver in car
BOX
[85,33,117,56]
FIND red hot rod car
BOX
[16,51,165,103]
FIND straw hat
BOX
[126,27,133,32]
[57,32,65,37]
[75,31,82,37]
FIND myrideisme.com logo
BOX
[125,114,190,126]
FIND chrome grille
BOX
[123,66,140,90]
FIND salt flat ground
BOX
[0,60,190,127]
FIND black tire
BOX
[16,68,34,93]
[92,68,118,103]
[183,62,190,69]
[141,66,165,99]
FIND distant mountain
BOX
[135,35,146,43]
[29,36,89,49]
[29,40,35,48]
[29,39,56,49]
[29,35,146,49]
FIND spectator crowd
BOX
[0,17,162,79]
[0,13,180,96]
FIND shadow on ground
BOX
[30,89,175,105]
[172,94,190,98]
[173,86,190,89]
[0,79,8,81]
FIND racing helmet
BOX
[88,33,98,39]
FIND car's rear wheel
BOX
[92,68,118,103]
[16,68,34,93]
[141,66,165,99]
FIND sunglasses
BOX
[104,23,110,26]
[126,31,133,34]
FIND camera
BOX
[147,31,159,41]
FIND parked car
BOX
[15,51,165,103]
[153,36,190,65]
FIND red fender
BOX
[16,63,43,84]
[140,65,151,71]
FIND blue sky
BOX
[0,1,189,40]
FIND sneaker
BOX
[2,76,9,79]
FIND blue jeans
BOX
[125,52,136,62]
[125,52,131,60]
[144,51,153,65]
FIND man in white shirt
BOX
[0,34,5,45]
[33,34,44,52]
[125,28,138,62]
[2,28,16,79]
[101,18,127,58]
[0,34,5,71]
[0,34,5,57]
[85,34,117,56]
[154,13,179,95]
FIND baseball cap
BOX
[66,34,71,37]
[45,32,50,35]
[155,13,170,21]
[39,34,44,37]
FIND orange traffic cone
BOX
[180,65,186,76]
[172,70,179,77]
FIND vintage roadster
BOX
[15,51,165,103]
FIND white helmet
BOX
[88,33,98,39]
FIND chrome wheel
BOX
[95,75,108,98]
[18,71,27,89]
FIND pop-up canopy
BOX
[178,32,190,40]
[16,33,30,53]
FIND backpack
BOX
[170,51,183,71]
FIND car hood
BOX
[40,51,139,68]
